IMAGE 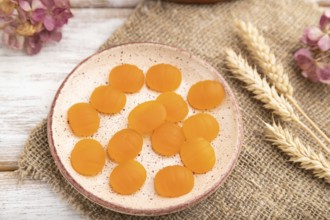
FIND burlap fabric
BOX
[19,0,330,219]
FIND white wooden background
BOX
[0,0,326,219]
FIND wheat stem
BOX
[235,19,330,146]
[225,48,330,155]
[295,120,330,154]
[265,122,330,183]
[287,96,330,145]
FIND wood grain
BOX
[0,8,132,171]
[0,172,85,219]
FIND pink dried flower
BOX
[316,64,330,84]
[295,11,330,84]
[294,48,318,82]
[0,0,72,55]
[30,0,72,31]
[301,11,330,51]
[0,0,16,17]
[25,34,42,54]
[39,29,62,42]
[294,48,330,84]
[2,24,25,50]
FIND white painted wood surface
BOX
[0,5,134,219]
[0,8,133,171]
[0,0,324,219]
[0,172,88,219]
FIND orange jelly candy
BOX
[109,64,145,93]
[188,80,225,110]
[180,138,216,174]
[182,113,219,141]
[67,103,100,137]
[70,139,106,176]
[107,128,143,163]
[156,92,188,122]
[90,85,126,114]
[146,64,182,92]
[154,165,194,197]
[128,101,167,134]
[151,122,185,156]
[110,160,147,195]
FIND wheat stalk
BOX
[235,19,293,96]
[225,48,330,154]
[235,19,330,145]
[225,48,297,121]
[265,122,330,183]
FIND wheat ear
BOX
[235,19,330,145]
[265,122,330,183]
[225,48,330,154]
[234,19,293,96]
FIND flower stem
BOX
[287,95,330,145]
[295,119,330,155]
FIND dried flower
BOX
[294,48,318,82]
[0,0,16,16]
[294,48,330,84]
[316,63,330,83]
[28,0,73,31]
[295,11,330,84]
[25,34,42,54]
[0,0,72,55]
[16,22,41,36]
[302,11,330,51]
[2,24,24,50]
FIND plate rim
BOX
[47,42,243,216]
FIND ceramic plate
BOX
[48,43,243,216]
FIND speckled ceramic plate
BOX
[47,43,243,216]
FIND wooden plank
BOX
[0,8,132,171]
[70,0,140,8]
[0,172,85,219]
